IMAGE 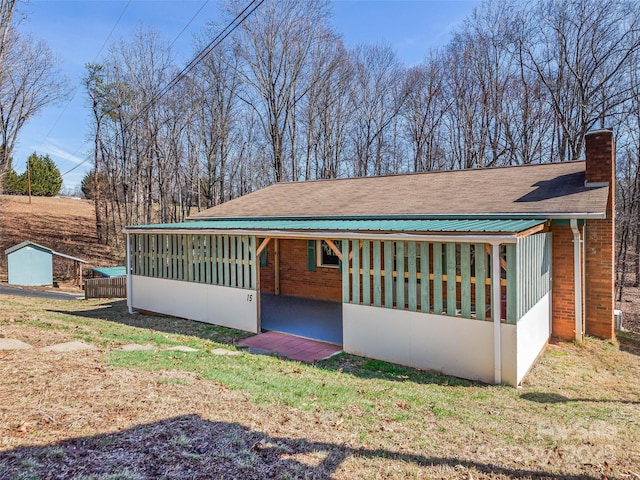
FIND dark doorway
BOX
[260,293,343,345]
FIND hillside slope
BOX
[0,195,119,282]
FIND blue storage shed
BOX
[5,241,88,287]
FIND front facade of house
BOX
[124,130,615,386]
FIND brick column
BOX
[584,129,615,339]
[551,225,581,340]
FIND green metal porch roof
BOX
[92,266,127,278]
[125,218,545,234]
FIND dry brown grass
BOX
[0,295,639,479]
[0,195,117,282]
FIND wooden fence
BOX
[85,277,127,299]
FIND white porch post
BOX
[570,219,584,342]
[126,233,133,314]
[492,243,502,384]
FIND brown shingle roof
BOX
[190,161,609,219]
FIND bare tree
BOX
[521,0,640,161]
[83,63,111,243]
[0,0,17,62]
[192,38,241,207]
[348,43,408,176]
[401,56,448,172]
[0,29,68,185]
[226,0,334,182]
[298,34,348,180]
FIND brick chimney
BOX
[584,129,615,339]
[585,129,615,186]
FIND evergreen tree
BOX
[80,169,109,200]
[2,153,63,196]
[27,153,63,196]
[3,167,25,194]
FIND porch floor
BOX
[238,331,342,363]
[260,293,342,345]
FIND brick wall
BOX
[584,129,615,339]
[551,130,615,340]
[550,130,615,340]
[259,238,342,302]
[551,225,580,340]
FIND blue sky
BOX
[13,0,478,191]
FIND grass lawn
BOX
[0,294,639,479]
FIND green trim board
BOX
[460,244,471,318]
[550,219,585,227]
[446,243,456,316]
[419,242,430,313]
[373,240,382,307]
[362,240,371,305]
[342,239,350,303]
[407,241,417,312]
[433,242,443,314]
[474,244,486,321]
[125,218,546,235]
[384,241,394,308]
[352,240,360,304]
[395,241,404,309]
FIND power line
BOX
[125,0,264,130]
[168,0,210,51]
[60,155,90,177]
[60,0,218,178]
[62,0,264,178]
[30,1,132,171]
[43,0,211,176]
[93,0,133,62]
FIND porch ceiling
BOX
[125,218,546,236]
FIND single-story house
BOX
[5,241,88,287]
[123,129,615,386]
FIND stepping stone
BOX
[244,347,280,357]
[0,338,33,350]
[119,344,155,351]
[41,341,97,352]
[166,346,198,352]
[210,348,241,356]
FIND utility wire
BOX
[31,0,132,171]
[56,0,209,177]
[60,152,90,176]
[125,0,263,130]
[168,0,210,51]
[62,0,263,178]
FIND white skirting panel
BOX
[516,292,551,384]
[343,303,519,384]
[130,275,258,333]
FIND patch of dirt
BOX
[0,322,76,349]
[0,195,118,282]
